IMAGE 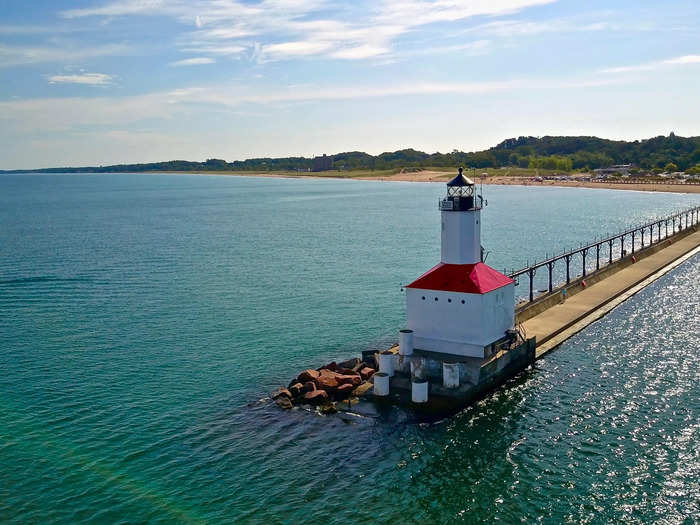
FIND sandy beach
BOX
[201,169,700,194]
[353,170,700,193]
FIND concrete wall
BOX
[388,338,536,412]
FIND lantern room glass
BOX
[447,184,474,197]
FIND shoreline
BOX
[195,169,700,194]
[10,169,699,194]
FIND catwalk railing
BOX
[508,205,700,304]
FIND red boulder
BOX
[301,381,316,394]
[304,389,329,404]
[335,383,355,399]
[297,369,320,383]
[271,388,292,400]
[288,383,304,397]
[316,369,340,391]
[359,367,375,380]
[336,374,362,386]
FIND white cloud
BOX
[331,45,389,60]
[0,43,132,67]
[460,15,663,39]
[374,0,558,27]
[169,57,216,66]
[192,27,254,40]
[665,55,700,65]
[182,44,246,56]
[262,40,334,59]
[392,39,490,59]
[48,72,114,85]
[601,54,700,74]
[465,18,585,37]
[61,0,170,18]
[0,74,624,135]
[0,92,177,134]
[58,0,556,63]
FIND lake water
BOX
[1,174,698,523]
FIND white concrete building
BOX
[403,169,515,358]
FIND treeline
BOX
[490,134,700,171]
[4,134,700,174]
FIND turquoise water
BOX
[1,174,698,523]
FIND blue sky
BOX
[0,0,699,169]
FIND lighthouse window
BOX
[434,297,438,301]
[461,299,465,304]
[422,296,425,300]
[448,298,452,303]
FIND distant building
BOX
[593,164,632,177]
[312,154,334,172]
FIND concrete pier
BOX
[522,227,700,358]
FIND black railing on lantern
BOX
[508,205,700,304]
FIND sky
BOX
[0,0,699,169]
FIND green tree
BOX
[664,162,678,172]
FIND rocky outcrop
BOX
[271,388,292,400]
[335,383,355,399]
[319,361,338,371]
[336,373,361,386]
[316,369,340,391]
[352,381,373,397]
[304,389,329,404]
[273,355,379,412]
[275,396,293,410]
[338,357,361,370]
[297,369,320,383]
[289,382,304,397]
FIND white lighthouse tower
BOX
[403,168,515,358]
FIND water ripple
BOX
[1,175,698,524]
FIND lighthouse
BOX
[403,168,515,358]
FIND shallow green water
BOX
[1,174,698,523]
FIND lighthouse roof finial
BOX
[446,166,474,187]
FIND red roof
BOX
[406,262,513,294]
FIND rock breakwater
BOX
[271,357,378,413]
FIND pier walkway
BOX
[524,228,700,358]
